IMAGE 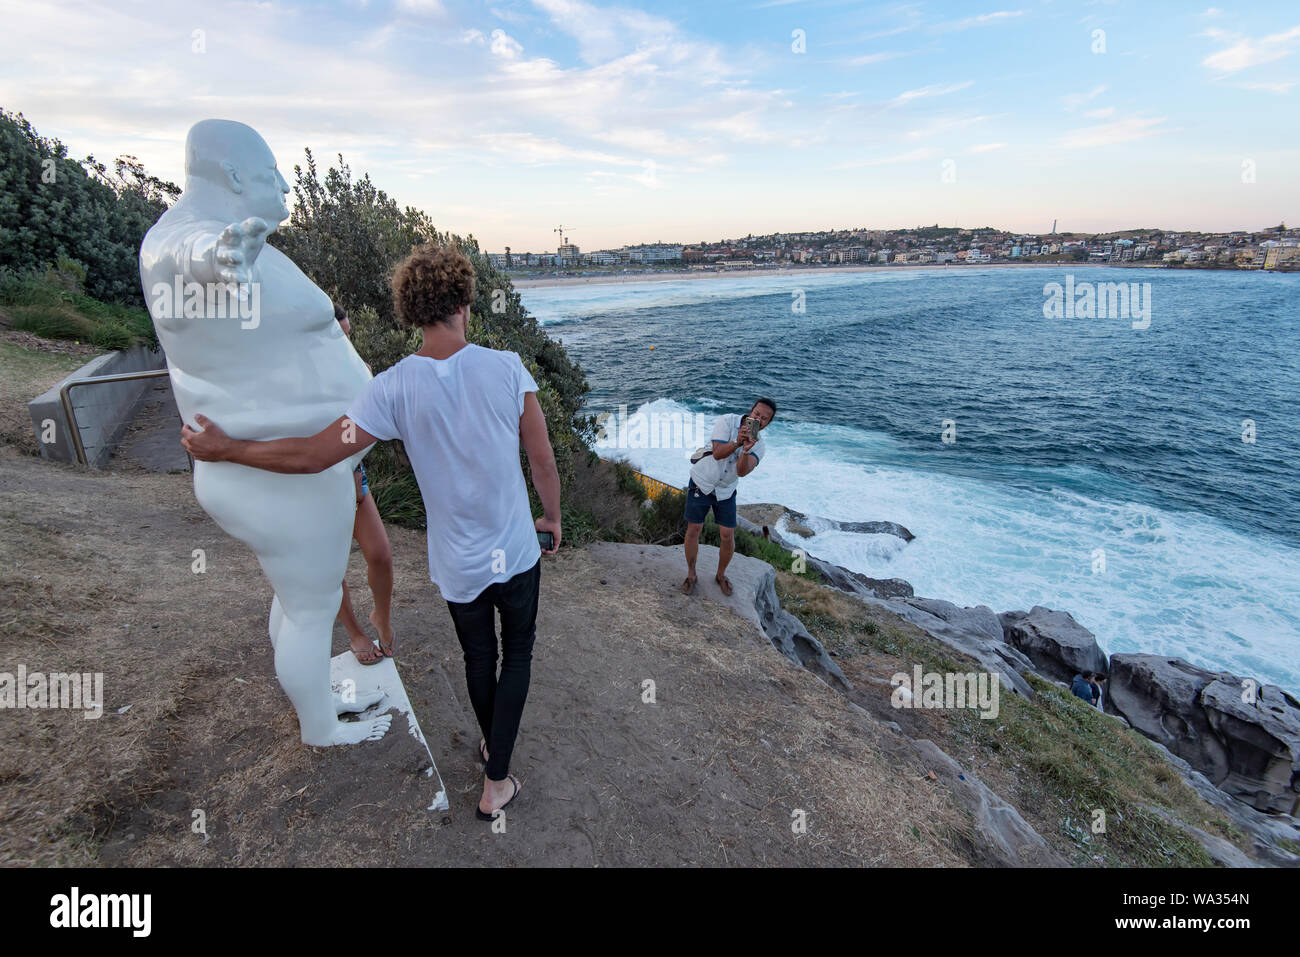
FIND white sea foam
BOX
[521,269,935,324]
[605,398,1300,692]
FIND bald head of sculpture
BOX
[183,119,291,228]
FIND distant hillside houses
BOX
[487,243,684,269]
[491,223,1299,271]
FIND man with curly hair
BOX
[183,243,561,821]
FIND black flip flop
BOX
[475,775,521,821]
[478,738,489,765]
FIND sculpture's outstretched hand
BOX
[215,217,270,285]
[182,414,233,461]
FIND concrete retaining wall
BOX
[27,345,167,466]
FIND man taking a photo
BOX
[681,398,776,597]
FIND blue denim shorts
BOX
[684,479,737,528]
[354,462,369,502]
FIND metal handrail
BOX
[58,369,190,469]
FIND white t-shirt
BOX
[346,344,542,603]
[689,412,767,501]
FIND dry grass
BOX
[0,443,978,867]
[0,336,102,455]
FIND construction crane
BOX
[554,225,567,247]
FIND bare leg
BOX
[716,526,736,581]
[353,491,395,656]
[683,522,702,592]
[338,579,379,663]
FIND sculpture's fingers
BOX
[241,216,269,239]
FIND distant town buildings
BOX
[488,223,1298,273]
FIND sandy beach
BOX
[509,260,1152,289]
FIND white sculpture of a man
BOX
[139,119,390,745]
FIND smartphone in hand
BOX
[537,530,555,552]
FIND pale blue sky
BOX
[2,0,1297,250]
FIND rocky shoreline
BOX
[738,502,1300,865]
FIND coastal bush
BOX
[0,109,178,306]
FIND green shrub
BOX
[0,109,178,306]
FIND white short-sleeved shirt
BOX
[688,412,767,501]
[346,344,541,603]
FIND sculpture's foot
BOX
[334,687,386,714]
[304,713,393,746]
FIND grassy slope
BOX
[0,270,155,352]
[774,572,1256,867]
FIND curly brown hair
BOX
[391,243,476,327]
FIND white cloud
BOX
[1083,107,1115,118]
[845,52,902,66]
[904,113,993,139]
[1201,25,1300,75]
[965,142,1006,153]
[1062,84,1107,110]
[1237,80,1295,93]
[1058,114,1169,149]
[490,29,523,58]
[396,0,447,16]
[890,81,973,105]
[935,10,1026,32]
[833,146,941,170]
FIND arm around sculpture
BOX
[181,414,376,474]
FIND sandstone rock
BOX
[808,555,914,600]
[1109,654,1300,815]
[867,596,1037,699]
[1202,679,1300,814]
[999,606,1109,683]
[738,504,915,543]
[736,514,914,600]
[912,738,1066,866]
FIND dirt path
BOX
[0,447,971,866]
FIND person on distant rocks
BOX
[681,398,776,597]
[1089,672,1106,709]
[183,244,561,822]
[1071,671,1098,705]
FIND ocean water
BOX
[519,267,1300,692]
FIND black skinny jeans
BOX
[444,559,541,781]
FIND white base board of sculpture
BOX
[329,651,450,813]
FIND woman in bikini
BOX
[333,302,396,664]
